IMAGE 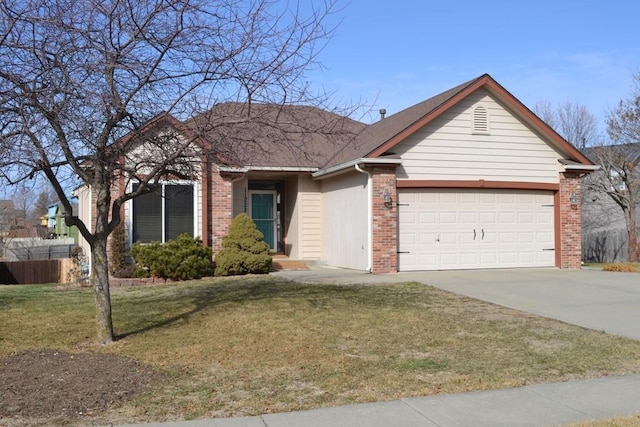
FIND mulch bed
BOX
[0,349,158,419]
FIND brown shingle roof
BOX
[137,73,593,170]
[187,103,366,168]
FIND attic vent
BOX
[472,105,490,134]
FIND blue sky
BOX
[307,0,640,125]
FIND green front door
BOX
[250,191,276,250]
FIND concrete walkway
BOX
[117,267,640,427]
[275,267,640,340]
[120,375,640,427]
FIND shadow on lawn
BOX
[114,277,390,340]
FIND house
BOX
[45,202,79,244]
[76,74,597,273]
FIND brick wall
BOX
[210,167,234,253]
[371,166,398,273]
[559,172,582,268]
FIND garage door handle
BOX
[482,229,485,240]
[473,229,476,240]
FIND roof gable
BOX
[324,74,593,169]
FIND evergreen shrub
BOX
[130,234,212,280]
[109,223,127,276]
[214,213,272,276]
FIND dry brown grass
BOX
[602,263,640,272]
[565,415,640,426]
[3,276,640,425]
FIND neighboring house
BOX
[46,202,79,244]
[76,74,596,273]
[581,145,640,262]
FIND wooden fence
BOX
[0,259,64,284]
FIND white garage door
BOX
[398,189,555,271]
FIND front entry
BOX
[249,190,277,250]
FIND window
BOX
[472,105,490,134]
[132,182,195,243]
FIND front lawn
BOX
[3,276,640,426]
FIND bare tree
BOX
[534,100,599,150]
[584,145,640,261]
[533,100,558,130]
[0,0,342,344]
[586,71,640,262]
[0,200,16,236]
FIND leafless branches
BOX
[0,0,343,344]
[533,100,600,150]
[583,72,640,261]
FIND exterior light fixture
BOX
[383,188,392,208]
[569,192,578,208]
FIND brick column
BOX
[210,167,234,253]
[559,172,582,269]
[371,166,398,274]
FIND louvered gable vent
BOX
[472,105,490,134]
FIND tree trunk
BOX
[628,205,639,262]
[91,238,115,344]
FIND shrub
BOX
[214,213,272,276]
[602,263,639,272]
[109,223,127,276]
[130,234,212,280]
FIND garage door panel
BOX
[398,189,555,271]
[536,231,554,245]
[480,230,497,244]
[499,251,516,263]
[440,232,460,244]
[460,212,477,223]
[400,231,416,245]
[419,233,438,244]
[537,212,553,222]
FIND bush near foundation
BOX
[130,234,212,280]
[215,213,272,276]
[602,263,639,272]
[109,223,127,277]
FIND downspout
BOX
[354,163,372,272]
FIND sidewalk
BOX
[118,374,640,427]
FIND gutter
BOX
[219,165,318,173]
[312,157,403,180]
[563,164,601,172]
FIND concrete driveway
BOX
[274,268,640,340]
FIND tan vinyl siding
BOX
[232,177,248,217]
[75,185,92,272]
[194,181,202,240]
[298,175,322,259]
[321,171,368,270]
[396,89,563,183]
[284,176,299,258]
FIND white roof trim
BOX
[312,158,403,179]
[219,166,318,173]
[563,164,600,172]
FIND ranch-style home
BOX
[76,74,598,273]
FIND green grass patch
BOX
[3,277,640,425]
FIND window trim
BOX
[128,180,198,245]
